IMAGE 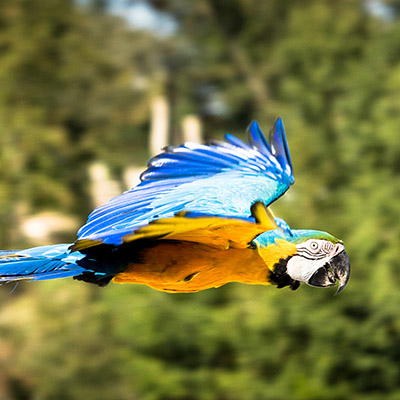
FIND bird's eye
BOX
[309,241,319,251]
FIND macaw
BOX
[0,118,350,294]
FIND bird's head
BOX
[254,229,350,294]
[286,230,350,294]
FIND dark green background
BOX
[0,1,399,399]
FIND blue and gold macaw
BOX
[0,119,350,294]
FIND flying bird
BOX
[0,119,350,294]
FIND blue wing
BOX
[74,118,294,248]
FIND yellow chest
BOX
[113,241,280,292]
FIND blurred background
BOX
[0,0,400,399]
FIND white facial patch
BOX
[286,239,344,283]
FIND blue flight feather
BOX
[269,118,294,183]
[248,120,273,157]
[76,119,295,246]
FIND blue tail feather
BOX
[0,244,86,283]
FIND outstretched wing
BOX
[74,118,294,249]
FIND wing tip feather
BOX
[269,117,294,184]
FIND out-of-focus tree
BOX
[0,0,159,246]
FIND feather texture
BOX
[0,244,85,282]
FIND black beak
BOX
[307,250,350,295]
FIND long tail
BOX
[0,244,86,283]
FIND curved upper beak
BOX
[307,249,351,295]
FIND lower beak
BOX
[307,250,350,295]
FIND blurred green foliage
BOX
[1,0,400,399]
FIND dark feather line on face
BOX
[296,250,327,261]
